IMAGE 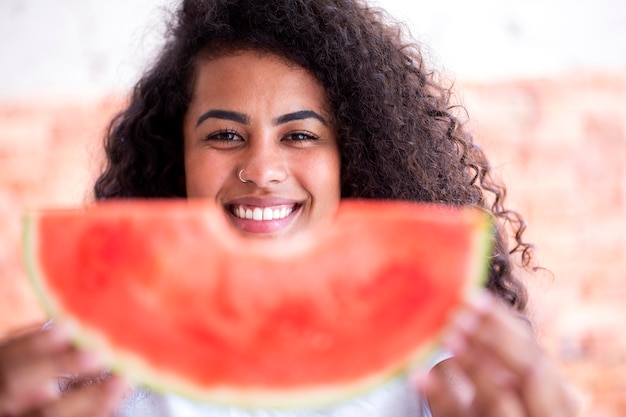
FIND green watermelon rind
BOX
[22,214,63,330]
[398,209,494,375]
[22,206,493,409]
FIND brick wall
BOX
[0,97,122,330]
[461,72,626,416]
[1,73,624,414]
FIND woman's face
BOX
[183,50,341,238]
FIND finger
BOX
[446,330,526,417]
[0,325,72,366]
[1,321,50,340]
[1,323,103,384]
[451,291,579,417]
[412,359,475,417]
[0,349,104,415]
[0,340,104,415]
[22,345,104,382]
[453,292,538,376]
[25,375,127,417]
[0,376,59,416]
[0,326,69,414]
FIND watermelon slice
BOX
[22,199,491,408]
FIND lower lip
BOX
[227,207,299,234]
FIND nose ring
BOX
[238,169,250,183]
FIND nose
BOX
[239,137,288,187]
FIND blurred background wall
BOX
[1,0,625,414]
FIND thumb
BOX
[410,360,474,417]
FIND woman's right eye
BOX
[204,129,244,143]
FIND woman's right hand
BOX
[0,324,127,417]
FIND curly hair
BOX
[94,0,531,311]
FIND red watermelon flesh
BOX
[22,199,491,407]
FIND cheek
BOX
[184,152,227,198]
[307,151,341,207]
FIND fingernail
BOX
[41,319,55,330]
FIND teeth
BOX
[232,205,294,221]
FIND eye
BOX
[204,129,243,142]
[283,131,319,142]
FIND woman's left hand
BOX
[417,291,582,417]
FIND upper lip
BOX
[225,196,302,207]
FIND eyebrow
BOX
[196,110,249,127]
[273,110,328,126]
[195,109,328,128]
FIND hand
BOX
[0,323,127,417]
[417,291,582,417]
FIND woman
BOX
[0,0,579,416]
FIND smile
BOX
[230,205,297,221]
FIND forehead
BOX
[193,50,319,92]
[188,50,332,117]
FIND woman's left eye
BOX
[283,131,319,142]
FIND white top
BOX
[116,377,430,417]
[114,352,451,417]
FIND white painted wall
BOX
[378,0,626,79]
[1,0,172,99]
[1,0,625,99]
